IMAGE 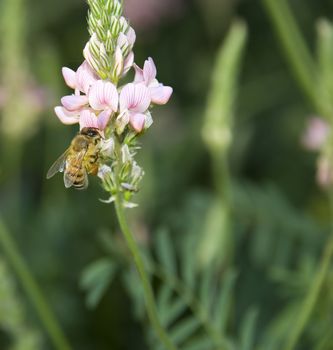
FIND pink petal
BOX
[143,57,157,84]
[62,67,77,89]
[76,60,98,94]
[54,106,80,125]
[133,64,144,83]
[130,113,146,133]
[97,109,112,130]
[119,83,151,113]
[150,85,173,105]
[126,27,136,47]
[302,117,330,151]
[123,51,134,76]
[61,95,88,111]
[117,33,128,50]
[79,110,98,130]
[89,80,118,111]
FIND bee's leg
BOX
[89,164,99,176]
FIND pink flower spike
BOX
[120,83,151,113]
[54,106,80,125]
[61,95,88,111]
[97,109,112,130]
[79,110,98,130]
[150,85,173,105]
[62,68,77,89]
[89,80,118,111]
[130,113,146,133]
[143,57,157,84]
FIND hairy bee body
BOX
[47,127,101,190]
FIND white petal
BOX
[61,95,88,111]
[133,63,144,83]
[150,85,173,105]
[144,111,153,130]
[126,27,136,47]
[115,110,130,135]
[123,51,134,76]
[54,106,80,125]
[113,46,124,78]
[62,67,77,89]
[143,57,157,84]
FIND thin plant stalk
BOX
[261,0,320,113]
[284,235,333,350]
[114,197,177,350]
[0,219,72,350]
[284,190,333,350]
[113,139,177,350]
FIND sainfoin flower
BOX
[51,0,173,203]
[302,117,330,151]
[117,83,151,133]
[134,57,173,105]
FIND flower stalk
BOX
[50,0,174,347]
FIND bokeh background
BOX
[1,0,333,349]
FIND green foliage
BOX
[123,229,238,350]
[80,258,117,308]
[0,258,41,350]
[1,0,333,349]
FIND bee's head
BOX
[80,127,100,138]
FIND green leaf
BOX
[157,284,173,322]
[239,308,258,350]
[181,232,197,290]
[80,258,117,308]
[182,335,215,350]
[122,268,145,320]
[170,317,201,345]
[213,269,237,332]
[160,298,187,327]
[155,228,177,276]
[199,263,216,312]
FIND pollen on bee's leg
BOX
[89,164,99,176]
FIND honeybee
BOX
[47,127,102,190]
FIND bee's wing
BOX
[63,149,88,189]
[46,149,69,179]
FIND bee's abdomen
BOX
[65,165,85,189]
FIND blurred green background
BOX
[1,0,333,349]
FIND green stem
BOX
[284,215,333,350]
[0,219,72,350]
[113,135,176,350]
[114,197,177,350]
[261,0,320,112]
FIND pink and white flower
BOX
[302,117,330,151]
[55,62,118,132]
[134,57,172,105]
[117,83,151,133]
